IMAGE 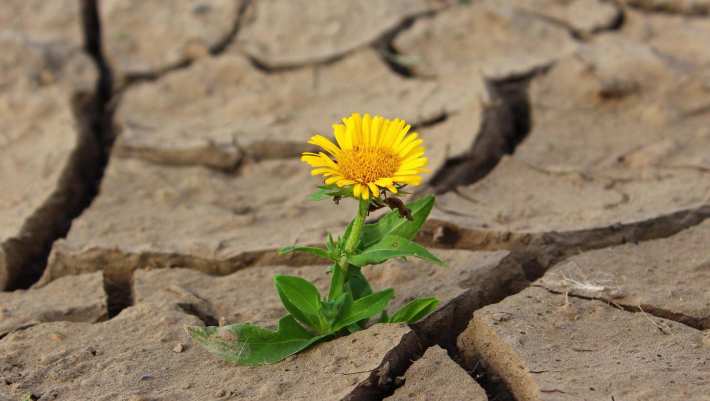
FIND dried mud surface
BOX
[459,286,710,401]
[0,1,100,290]
[2,0,710,400]
[384,346,487,401]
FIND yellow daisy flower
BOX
[301,113,429,200]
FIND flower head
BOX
[301,113,429,200]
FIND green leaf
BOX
[188,315,328,365]
[388,297,439,323]
[343,267,373,330]
[360,195,434,249]
[327,264,346,301]
[278,245,332,261]
[349,234,445,267]
[346,266,373,300]
[341,219,357,252]
[308,184,354,201]
[336,291,354,323]
[308,187,331,201]
[274,275,326,332]
[321,292,347,323]
[333,288,395,331]
[326,233,336,254]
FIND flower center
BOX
[337,146,400,184]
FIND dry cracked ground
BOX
[1,0,710,400]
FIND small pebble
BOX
[139,374,154,381]
[432,225,446,243]
[215,389,226,398]
[173,343,185,353]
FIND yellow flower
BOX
[301,113,429,200]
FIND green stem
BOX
[343,199,370,256]
[330,199,369,300]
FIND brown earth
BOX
[458,286,710,401]
[0,4,98,290]
[384,346,487,401]
[1,0,710,400]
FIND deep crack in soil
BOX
[427,75,532,194]
[343,331,425,401]
[2,0,115,290]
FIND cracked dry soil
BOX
[1,0,709,400]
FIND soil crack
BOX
[624,0,710,16]
[534,284,708,331]
[397,252,533,401]
[103,271,133,319]
[408,208,710,398]
[247,7,442,75]
[372,11,438,79]
[121,0,253,87]
[56,247,330,318]
[3,1,115,290]
[420,204,710,261]
[466,355,517,401]
[427,76,533,195]
[518,2,625,41]
[343,331,424,401]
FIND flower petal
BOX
[381,119,402,148]
[375,177,393,186]
[308,135,342,157]
[395,132,419,153]
[332,123,352,150]
[394,175,423,185]
[377,119,391,146]
[391,124,411,149]
[371,115,384,146]
[325,176,341,185]
[301,154,331,168]
[401,147,425,161]
[362,113,372,147]
[367,182,380,198]
[400,157,428,170]
[353,183,362,198]
[336,179,356,187]
[393,169,422,176]
[311,167,338,176]
[351,113,363,146]
[398,138,423,158]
